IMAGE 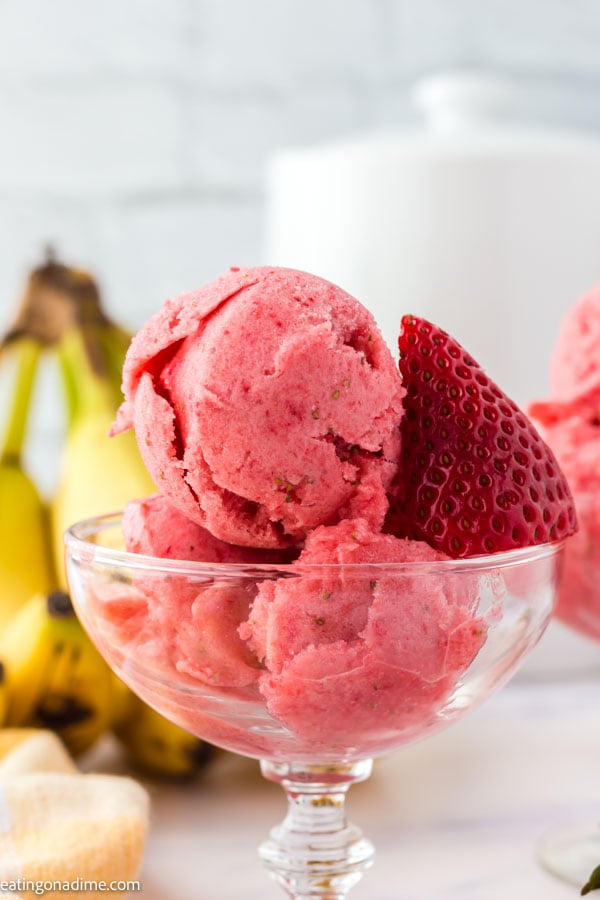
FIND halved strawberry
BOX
[385,315,577,558]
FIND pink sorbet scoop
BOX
[239,519,486,749]
[112,267,404,549]
[529,280,600,638]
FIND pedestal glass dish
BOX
[66,513,562,900]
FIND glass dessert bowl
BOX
[66,513,563,900]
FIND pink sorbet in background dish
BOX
[239,519,486,750]
[528,282,600,638]
[112,267,404,549]
[530,364,600,638]
[548,282,600,401]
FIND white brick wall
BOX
[0,0,190,77]
[193,0,389,90]
[391,0,600,75]
[93,196,264,326]
[187,86,365,191]
[0,82,184,196]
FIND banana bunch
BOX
[0,254,210,777]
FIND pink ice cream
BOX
[122,494,295,565]
[97,495,292,690]
[96,514,486,756]
[92,575,263,691]
[529,283,600,638]
[528,388,600,637]
[239,519,485,749]
[549,282,600,400]
[112,267,404,549]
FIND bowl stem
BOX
[259,759,375,899]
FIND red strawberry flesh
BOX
[386,315,577,558]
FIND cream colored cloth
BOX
[0,730,149,900]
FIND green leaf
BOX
[581,865,600,895]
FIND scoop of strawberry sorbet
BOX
[122,494,294,565]
[529,385,600,637]
[112,267,404,549]
[101,495,294,690]
[239,519,486,749]
[527,282,600,638]
[549,282,600,401]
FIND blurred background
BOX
[2,0,600,673]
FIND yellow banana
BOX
[51,327,155,584]
[0,590,115,755]
[94,319,132,402]
[0,663,8,726]
[0,339,55,627]
[114,692,210,780]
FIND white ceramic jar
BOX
[265,70,600,406]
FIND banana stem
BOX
[1,339,40,465]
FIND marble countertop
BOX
[104,678,600,899]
